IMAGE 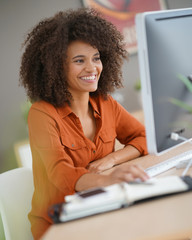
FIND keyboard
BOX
[145,150,192,177]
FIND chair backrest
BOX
[14,140,32,168]
[0,167,34,240]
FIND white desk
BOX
[41,142,192,240]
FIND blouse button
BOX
[72,144,75,147]
[93,150,96,153]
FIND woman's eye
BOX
[94,57,101,62]
[74,59,84,63]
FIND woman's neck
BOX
[70,93,96,142]
[70,94,90,118]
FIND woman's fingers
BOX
[128,164,149,181]
[123,173,135,182]
[111,164,149,183]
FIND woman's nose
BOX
[85,61,96,72]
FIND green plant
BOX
[20,100,32,123]
[134,79,141,91]
[169,74,192,113]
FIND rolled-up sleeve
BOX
[109,96,148,155]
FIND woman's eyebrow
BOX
[72,52,100,60]
[94,52,100,56]
[72,55,84,60]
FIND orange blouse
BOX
[28,95,147,239]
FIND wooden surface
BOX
[42,192,192,240]
[41,142,192,240]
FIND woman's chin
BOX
[87,84,98,93]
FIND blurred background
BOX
[0,0,192,173]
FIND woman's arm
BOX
[86,96,148,174]
[76,162,149,192]
[87,145,141,173]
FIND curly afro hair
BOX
[20,8,127,107]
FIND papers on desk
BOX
[49,175,192,223]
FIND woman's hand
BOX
[109,163,149,183]
[76,163,149,192]
[87,155,115,173]
[87,145,142,173]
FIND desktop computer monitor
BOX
[136,8,192,155]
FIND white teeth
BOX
[81,76,95,80]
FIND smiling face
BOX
[65,40,103,98]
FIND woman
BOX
[20,8,148,239]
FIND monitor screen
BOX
[136,8,192,155]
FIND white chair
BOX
[0,167,34,240]
[14,140,32,169]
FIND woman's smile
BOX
[79,74,97,83]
